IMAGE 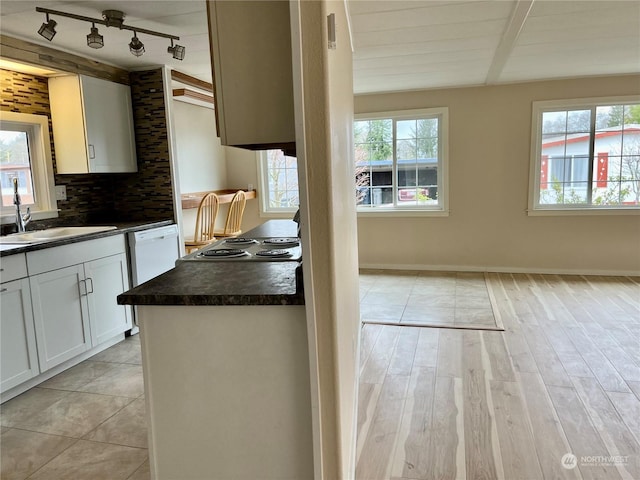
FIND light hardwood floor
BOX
[356,272,640,480]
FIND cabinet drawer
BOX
[27,235,126,275]
[0,254,28,283]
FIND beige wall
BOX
[295,1,360,477]
[173,100,228,237]
[355,75,640,275]
[225,147,263,232]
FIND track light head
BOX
[86,24,104,49]
[168,40,186,61]
[129,34,145,57]
[38,15,57,41]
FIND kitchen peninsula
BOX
[117,220,313,479]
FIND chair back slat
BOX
[223,190,247,236]
[194,193,220,242]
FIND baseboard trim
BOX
[358,263,640,277]
[1,333,127,403]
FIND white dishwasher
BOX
[128,224,180,329]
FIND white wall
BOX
[173,101,227,193]
[355,75,640,275]
[173,100,228,238]
[225,147,263,232]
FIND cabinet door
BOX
[1,279,39,392]
[81,75,137,173]
[30,265,91,372]
[84,253,132,346]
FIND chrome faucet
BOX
[13,178,31,232]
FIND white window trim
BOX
[528,95,640,215]
[257,150,299,218]
[0,111,58,224]
[355,107,449,216]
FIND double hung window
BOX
[354,108,448,214]
[0,111,57,222]
[530,97,640,212]
[259,149,299,215]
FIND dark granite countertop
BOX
[0,220,174,256]
[117,219,304,307]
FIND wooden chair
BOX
[185,192,220,253]
[214,190,247,238]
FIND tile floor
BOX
[360,270,501,330]
[1,335,149,480]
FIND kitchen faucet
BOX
[13,177,31,232]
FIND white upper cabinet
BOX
[49,75,137,173]
[207,0,296,154]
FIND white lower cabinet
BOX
[30,264,91,372]
[30,253,132,372]
[0,278,39,392]
[1,235,133,397]
[85,253,132,346]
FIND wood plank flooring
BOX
[356,272,640,480]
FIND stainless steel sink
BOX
[0,226,117,244]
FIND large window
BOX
[259,149,299,215]
[354,108,448,214]
[530,97,640,212]
[0,111,57,222]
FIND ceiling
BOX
[1,1,639,95]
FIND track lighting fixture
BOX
[86,23,104,49]
[38,13,57,41]
[129,33,145,57]
[167,39,186,61]
[35,7,184,59]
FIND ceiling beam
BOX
[485,0,535,84]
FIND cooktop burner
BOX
[198,248,250,258]
[262,238,300,247]
[224,237,259,246]
[254,249,293,258]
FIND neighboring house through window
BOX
[530,97,640,212]
[0,111,57,223]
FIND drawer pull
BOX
[0,288,7,293]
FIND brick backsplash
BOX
[0,68,174,234]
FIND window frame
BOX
[354,108,449,217]
[258,150,299,218]
[528,96,640,216]
[0,111,58,223]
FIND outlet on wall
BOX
[55,185,67,201]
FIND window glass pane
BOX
[542,111,567,134]
[623,104,640,129]
[592,182,621,205]
[566,109,590,133]
[265,149,298,209]
[0,130,35,207]
[396,139,416,160]
[396,120,415,140]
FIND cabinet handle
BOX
[79,279,87,296]
[86,277,94,294]
[88,144,95,159]
[0,288,7,293]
